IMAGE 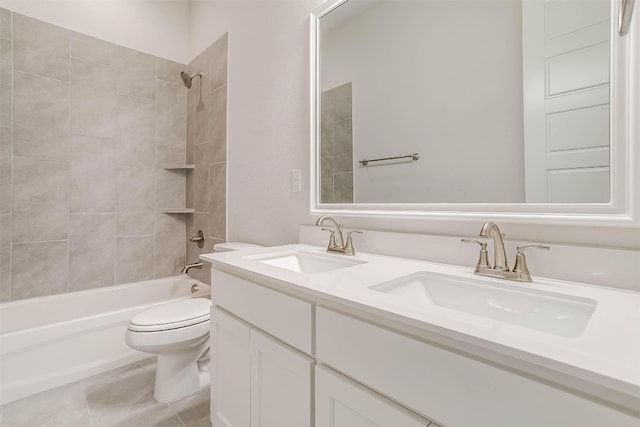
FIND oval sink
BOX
[244,250,367,274]
[369,272,597,337]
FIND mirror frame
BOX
[309,0,639,228]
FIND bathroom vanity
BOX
[202,245,640,427]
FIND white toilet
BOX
[125,242,263,402]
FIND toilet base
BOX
[153,339,210,402]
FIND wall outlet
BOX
[291,169,302,193]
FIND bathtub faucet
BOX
[181,261,203,274]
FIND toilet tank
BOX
[214,242,263,252]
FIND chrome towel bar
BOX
[359,153,420,166]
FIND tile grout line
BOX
[114,46,119,286]
[78,380,96,427]
[153,56,158,280]
[67,29,71,295]
[9,9,13,302]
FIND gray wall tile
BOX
[116,94,155,166]
[2,17,188,302]
[321,105,334,157]
[208,33,228,92]
[193,143,210,212]
[11,240,68,300]
[333,119,353,173]
[0,38,12,128]
[0,8,11,40]
[157,57,185,85]
[69,213,115,291]
[116,163,154,236]
[210,85,227,164]
[0,214,10,302]
[13,13,69,80]
[195,88,209,144]
[71,58,117,138]
[186,101,195,163]
[209,162,226,240]
[334,172,354,203]
[70,135,115,213]
[154,212,185,278]
[156,169,186,211]
[12,157,68,242]
[0,127,11,214]
[321,156,333,203]
[157,80,186,165]
[117,46,156,99]
[116,235,154,285]
[70,32,116,67]
[13,71,70,161]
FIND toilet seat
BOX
[128,298,211,332]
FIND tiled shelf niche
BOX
[162,165,195,170]
[161,209,195,214]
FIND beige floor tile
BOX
[1,382,86,427]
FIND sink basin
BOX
[370,272,597,337]
[244,250,366,274]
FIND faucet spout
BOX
[479,222,508,271]
[314,216,345,248]
[181,261,203,274]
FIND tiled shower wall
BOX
[321,82,353,203]
[0,9,188,301]
[184,34,229,285]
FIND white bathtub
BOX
[0,275,210,405]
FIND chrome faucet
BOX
[478,222,508,271]
[314,216,361,256]
[462,222,549,282]
[181,261,203,274]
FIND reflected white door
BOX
[522,0,611,202]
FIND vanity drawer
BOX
[316,307,639,427]
[212,269,313,354]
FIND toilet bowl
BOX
[125,298,212,402]
[125,242,263,402]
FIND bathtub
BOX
[0,275,210,405]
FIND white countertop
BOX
[201,244,640,411]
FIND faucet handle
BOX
[461,238,491,271]
[512,245,550,281]
[517,244,550,253]
[343,231,362,256]
[321,228,337,249]
[461,238,487,249]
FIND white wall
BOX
[0,0,190,63]
[187,0,639,251]
[189,0,317,246]
[321,0,525,203]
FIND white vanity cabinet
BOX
[316,365,434,427]
[211,271,314,427]
[210,266,639,427]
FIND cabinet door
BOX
[211,308,251,427]
[250,329,314,427]
[315,365,431,427]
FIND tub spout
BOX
[181,261,203,274]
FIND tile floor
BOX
[0,358,211,427]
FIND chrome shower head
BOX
[180,71,202,89]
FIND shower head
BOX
[180,71,202,89]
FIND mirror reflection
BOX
[319,0,611,204]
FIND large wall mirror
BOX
[310,0,636,222]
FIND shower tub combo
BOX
[0,275,210,405]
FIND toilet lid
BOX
[129,298,211,332]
